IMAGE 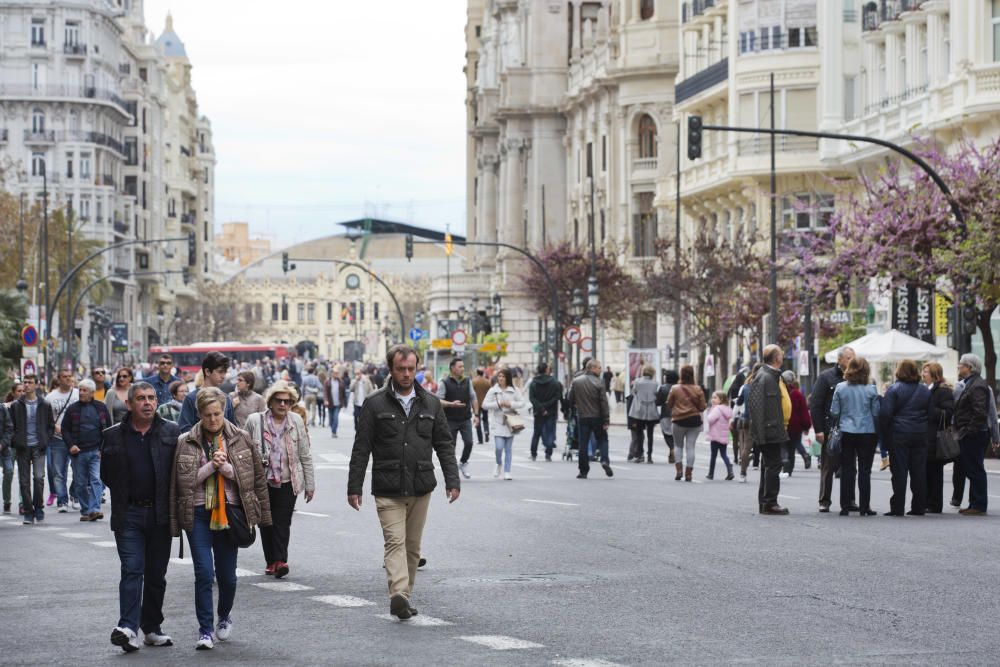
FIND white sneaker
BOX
[779,472,789,479]
[459,462,471,479]
[195,632,214,650]
[216,616,233,641]
[738,475,747,484]
[111,626,140,653]
[143,630,173,647]
[503,472,512,480]
[70,500,80,511]
[57,504,68,513]
[494,464,501,478]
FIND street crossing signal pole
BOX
[685,98,973,356]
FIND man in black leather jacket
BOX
[348,345,460,620]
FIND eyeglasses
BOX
[93,371,105,375]
[272,398,293,405]
[118,375,132,380]
[158,361,172,366]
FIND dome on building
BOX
[155,13,187,58]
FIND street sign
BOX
[451,329,468,347]
[563,326,582,345]
[798,350,810,376]
[21,324,38,347]
[20,358,37,377]
[579,337,594,354]
[479,342,507,354]
[22,346,38,359]
[431,338,453,350]
[827,310,852,325]
[110,323,129,353]
[408,328,424,342]
[704,354,715,378]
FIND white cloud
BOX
[142,0,468,246]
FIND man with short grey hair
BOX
[809,346,856,513]
[953,353,993,515]
[569,359,612,479]
[748,345,790,515]
[62,378,112,521]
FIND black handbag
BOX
[226,503,256,548]
[935,413,959,461]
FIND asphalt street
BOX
[2,410,999,666]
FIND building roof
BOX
[338,218,465,243]
[154,13,187,58]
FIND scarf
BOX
[264,412,292,488]
[203,431,229,531]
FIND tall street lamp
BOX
[571,288,585,371]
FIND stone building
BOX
[216,221,272,268]
[0,1,215,367]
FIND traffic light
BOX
[282,252,289,274]
[405,234,414,261]
[687,115,703,160]
[187,231,196,266]
[962,303,978,336]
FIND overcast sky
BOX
[143,0,467,249]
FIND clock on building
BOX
[345,273,361,290]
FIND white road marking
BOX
[170,558,193,566]
[779,494,801,500]
[253,581,313,592]
[0,515,13,521]
[320,453,351,464]
[294,510,330,518]
[32,525,67,531]
[552,659,626,667]
[377,614,453,626]
[522,499,580,507]
[311,595,375,608]
[458,635,545,650]
[59,532,95,538]
[91,541,117,548]
[989,494,1000,499]
[314,464,350,471]
[235,568,262,577]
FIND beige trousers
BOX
[375,493,431,599]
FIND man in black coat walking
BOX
[9,374,54,524]
[809,346,855,513]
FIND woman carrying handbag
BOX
[170,387,271,650]
[921,362,955,514]
[829,357,880,516]
[483,367,527,480]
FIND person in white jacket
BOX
[483,367,527,480]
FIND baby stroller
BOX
[561,396,578,462]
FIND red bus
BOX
[149,342,294,374]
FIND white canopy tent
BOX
[824,329,950,364]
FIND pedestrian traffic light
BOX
[282,252,289,274]
[687,115,703,160]
[405,234,414,261]
[962,304,978,335]
[187,231,196,267]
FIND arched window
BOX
[32,108,45,133]
[640,0,654,20]
[637,114,657,159]
[31,153,46,176]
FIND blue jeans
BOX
[494,435,514,473]
[71,449,102,515]
[329,405,342,435]
[530,413,557,457]
[959,430,989,511]
[1,448,13,505]
[577,417,609,474]
[47,438,70,505]
[187,506,239,635]
[114,506,171,634]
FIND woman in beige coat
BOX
[244,380,315,579]
[170,387,270,650]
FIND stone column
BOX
[479,154,499,267]
[505,138,524,250]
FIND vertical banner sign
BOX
[891,285,935,344]
[934,294,950,337]
[110,323,129,353]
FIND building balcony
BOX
[632,157,658,173]
[682,0,716,23]
[24,129,56,144]
[676,58,728,105]
[0,84,129,117]
[55,130,126,156]
[180,213,195,225]
[101,174,115,187]
[737,135,819,156]
[113,220,129,236]
[863,0,924,32]
[63,43,87,57]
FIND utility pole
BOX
[42,167,50,377]
[674,122,682,372]
[769,73,778,346]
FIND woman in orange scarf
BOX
[170,387,271,650]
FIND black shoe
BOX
[847,504,861,513]
[905,510,925,516]
[2,503,9,514]
[705,474,714,480]
[883,511,904,516]
[860,508,877,516]
[530,455,537,461]
[576,473,587,479]
[646,458,653,464]
[390,594,412,620]
[408,606,418,616]
[601,463,613,477]
[418,557,427,568]
[760,505,789,515]
[545,455,553,462]
[725,472,734,480]
[803,456,812,469]
[818,504,831,513]
[839,509,850,516]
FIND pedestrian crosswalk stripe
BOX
[170,557,192,566]
[311,595,375,607]
[377,614,453,626]
[32,525,67,531]
[0,515,13,521]
[235,568,262,577]
[458,635,544,650]
[523,499,579,507]
[551,659,625,666]
[294,510,330,518]
[59,532,94,538]
[91,541,117,548]
[253,582,313,592]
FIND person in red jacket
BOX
[781,371,813,477]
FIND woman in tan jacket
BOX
[170,387,271,651]
[666,365,708,482]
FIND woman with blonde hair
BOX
[244,380,315,578]
[171,387,271,650]
[921,361,954,513]
[482,367,526,480]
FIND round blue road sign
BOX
[408,328,423,342]
[21,325,38,347]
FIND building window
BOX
[633,192,656,257]
[640,0,654,20]
[307,303,315,322]
[65,152,74,178]
[601,135,607,171]
[296,303,305,322]
[65,20,79,46]
[993,0,1000,62]
[31,18,45,46]
[359,303,365,321]
[637,114,657,159]
[341,302,350,322]
[244,304,253,322]
[281,301,289,321]
[633,311,657,347]
[255,303,262,321]
[374,303,380,320]
[80,153,91,179]
[80,197,90,220]
[32,108,45,133]
[31,153,45,176]
[272,303,279,321]
[844,76,856,120]
[781,193,833,232]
